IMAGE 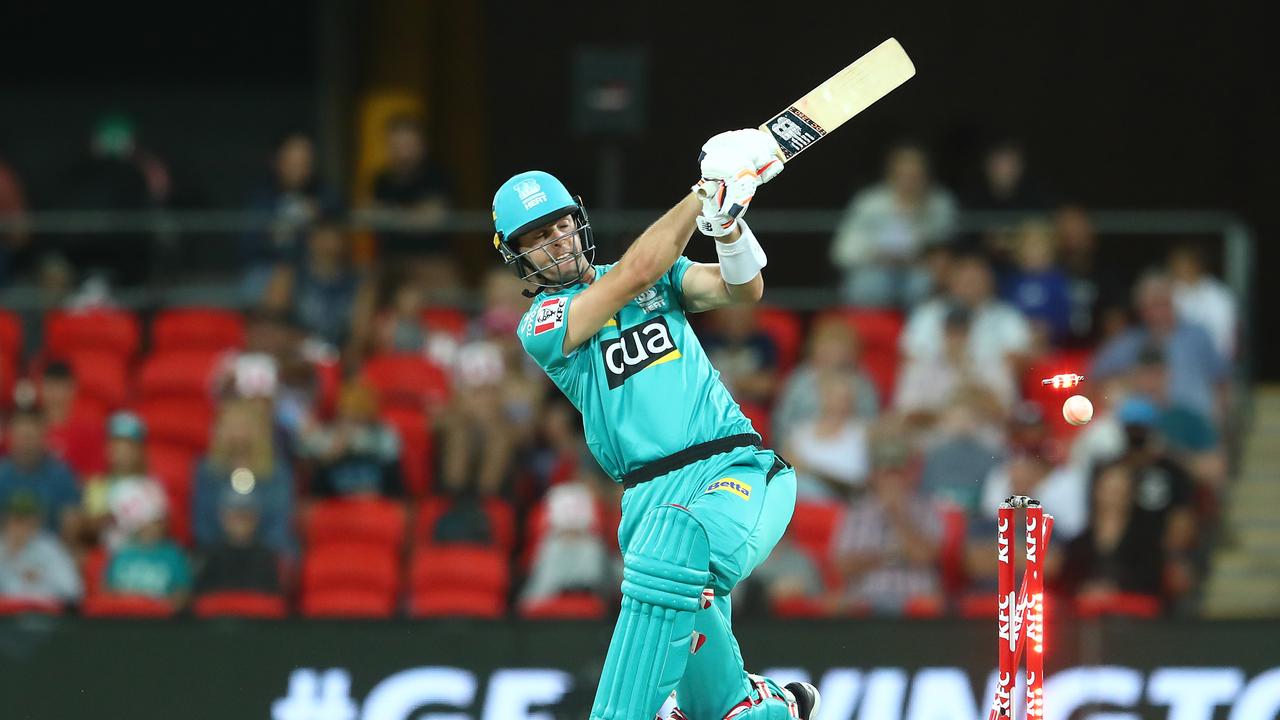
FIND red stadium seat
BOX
[63,350,131,409]
[0,309,21,364]
[193,591,288,619]
[137,399,214,453]
[361,354,450,412]
[137,350,224,400]
[827,309,905,356]
[410,546,509,596]
[1074,592,1162,619]
[754,307,804,372]
[0,352,15,412]
[81,548,108,598]
[301,588,396,618]
[380,406,433,496]
[957,593,999,618]
[146,443,197,545]
[860,349,900,409]
[305,498,407,549]
[939,505,969,595]
[408,588,505,619]
[519,494,617,571]
[81,594,176,618]
[0,597,63,616]
[787,500,845,592]
[45,309,141,360]
[421,307,470,339]
[770,596,831,619]
[738,402,772,447]
[415,497,515,552]
[519,593,607,620]
[303,542,400,596]
[902,594,946,618]
[151,308,245,353]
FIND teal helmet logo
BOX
[492,170,595,291]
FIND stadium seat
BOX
[1074,592,1162,619]
[151,308,245,353]
[421,307,469,339]
[410,545,509,597]
[380,406,433,496]
[361,354,450,412]
[408,588,506,619]
[137,350,225,400]
[770,596,831,619]
[860,349,900,409]
[754,307,805,372]
[305,498,407,550]
[902,594,946,618]
[138,399,214,453]
[81,594,176,618]
[787,500,845,592]
[827,308,905,356]
[738,401,772,447]
[301,588,396,619]
[0,309,21,364]
[957,593,999,618]
[938,504,969,595]
[0,352,15,412]
[44,309,141,361]
[519,494,617,571]
[82,548,108,598]
[0,597,63,616]
[415,496,515,552]
[63,350,130,410]
[146,443,197,545]
[302,542,400,596]
[193,591,288,619]
[518,593,607,620]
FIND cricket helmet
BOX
[492,170,595,290]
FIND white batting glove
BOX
[699,129,784,185]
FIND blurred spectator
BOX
[240,133,338,302]
[1053,461,1165,602]
[39,360,107,478]
[772,315,880,441]
[264,216,376,359]
[895,306,1018,420]
[1091,271,1227,420]
[901,252,1032,369]
[103,492,191,605]
[1168,244,1236,359]
[979,438,1088,543]
[520,480,613,606]
[82,411,166,549]
[830,435,943,613]
[524,401,589,493]
[193,400,296,554]
[830,143,957,307]
[918,391,1005,516]
[371,270,460,364]
[998,220,1072,347]
[194,487,282,595]
[961,139,1053,212]
[1056,207,1128,345]
[227,310,324,442]
[783,374,871,500]
[0,491,82,603]
[0,406,81,540]
[1126,349,1224,490]
[700,304,780,405]
[299,382,403,498]
[0,154,30,286]
[741,535,824,616]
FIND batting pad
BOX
[591,504,712,720]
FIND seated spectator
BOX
[772,315,880,441]
[895,307,1017,421]
[979,437,1088,543]
[1168,244,1236,360]
[0,406,81,540]
[240,133,338,303]
[1127,346,1223,488]
[739,535,825,618]
[700,304,780,405]
[901,251,1032,370]
[962,138,1053,213]
[520,480,613,607]
[524,402,590,494]
[1091,271,1226,421]
[918,391,1005,516]
[371,270,459,365]
[264,216,376,359]
[998,220,1071,348]
[0,491,82,603]
[224,310,324,445]
[39,360,106,478]
[82,411,166,549]
[830,142,956,307]
[299,382,402,498]
[1052,461,1166,603]
[103,491,191,605]
[830,436,943,613]
[783,374,871,501]
[193,399,296,555]
[194,487,282,595]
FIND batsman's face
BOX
[516,214,582,282]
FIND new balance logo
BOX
[601,317,681,389]
[771,116,808,145]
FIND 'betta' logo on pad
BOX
[705,478,752,500]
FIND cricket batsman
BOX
[491,129,820,720]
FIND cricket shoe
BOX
[784,682,821,719]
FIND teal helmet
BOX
[492,170,595,290]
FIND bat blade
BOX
[761,38,916,161]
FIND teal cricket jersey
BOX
[517,257,757,482]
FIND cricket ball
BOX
[1062,395,1094,426]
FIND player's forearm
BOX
[614,194,701,294]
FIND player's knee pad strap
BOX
[591,505,711,720]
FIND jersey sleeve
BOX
[518,294,578,370]
[666,255,696,307]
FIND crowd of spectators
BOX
[0,132,1238,620]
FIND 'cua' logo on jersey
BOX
[601,317,681,389]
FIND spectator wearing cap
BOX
[772,315,880,442]
[1091,271,1227,421]
[830,430,944,614]
[194,486,282,595]
[0,406,81,541]
[895,306,1017,422]
[1126,345,1225,490]
[193,399,296,555]
[782,373,871,501]
[299,382,403,498]
[1168,244,1236,360]
[39,361,106,478]
[0,491,82,603]
[82,412,168,550]
[103,488,191,606]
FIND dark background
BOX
[0,2,1273,370]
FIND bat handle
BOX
[693,178,723,200]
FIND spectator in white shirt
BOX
[0,491,82,603]
[895,306,1018,422]
[783,373,871,500]
[1168,244,1236,360]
